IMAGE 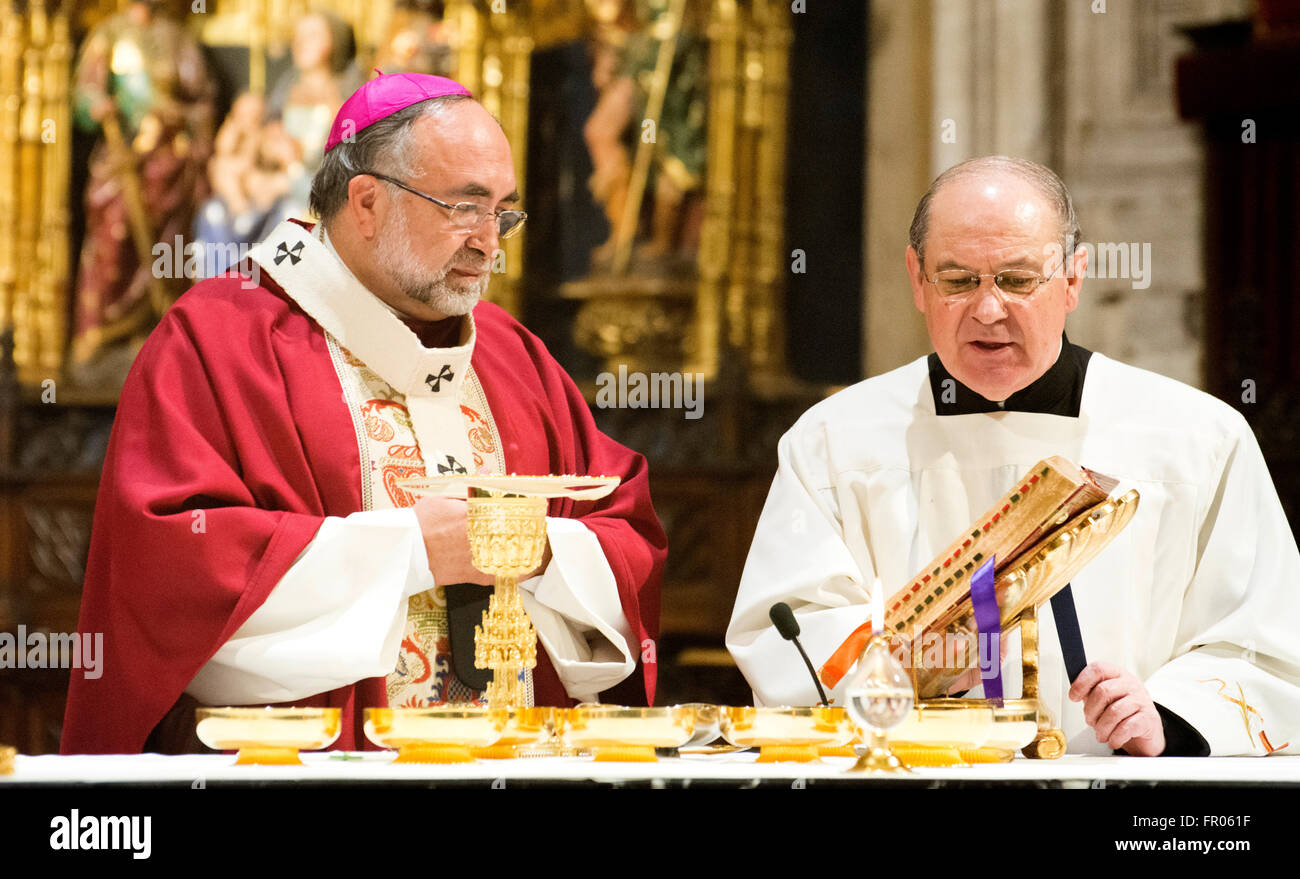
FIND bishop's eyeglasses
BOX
[361,171,528,239]
[923,263,1060,298]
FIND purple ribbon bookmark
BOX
[970,555,1003,705]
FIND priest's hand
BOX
[1069,661,1166,756]
[413,497,495,587]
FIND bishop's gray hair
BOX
[309,93,474,222]
[907,156,1082,264]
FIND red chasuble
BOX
[61,270,666,754]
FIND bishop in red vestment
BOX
[62,74,666,754]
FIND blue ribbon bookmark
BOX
[969,555,1003,704]
[1050,583,1088,683]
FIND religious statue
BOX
[69,0,215,384]
[372,0,455,77]
[194,10,362,278]
[264,9,364,187]
[583,0,707,273]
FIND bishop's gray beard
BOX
[375,205,488,316]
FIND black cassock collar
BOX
[928,334,1092,417]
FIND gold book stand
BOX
[917,487,1142,759]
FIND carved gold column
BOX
[477,1,529,318]
[747,0,788,379]
[0,2,22,340]
[249,0,266,96]
[433,0,528,319]
[36,3,71,375]
[691,0,789,382]
[446,0,481,95]
[693,0,738,378]
[723,1,756,356]
[14,0,47,379]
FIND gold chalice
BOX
[399,474,621,710]
[467,494,546,708]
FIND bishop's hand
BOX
[412,497,495,587]
[1069,661,1166,756]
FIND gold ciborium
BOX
[400,474,622,711]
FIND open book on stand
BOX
[820,456,1140,699]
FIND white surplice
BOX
[728,354,1300,756]
[187,220,636,706]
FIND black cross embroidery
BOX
[426,365,454,392]
[274,240,305,265]
[436,455,467,475]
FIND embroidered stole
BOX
[248,220,534,708]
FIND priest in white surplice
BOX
[728,156,1300,757]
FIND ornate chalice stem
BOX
[468,494,546,709]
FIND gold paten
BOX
[194,707,341,766]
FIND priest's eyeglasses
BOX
[361,171,528,239]
[923,264,1060,298]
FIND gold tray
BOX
[364,706,509,763]
[195,707,341,765]
[564,705,696,761]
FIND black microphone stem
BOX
[795,639,830,707]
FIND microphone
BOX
[769,602,830,706]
